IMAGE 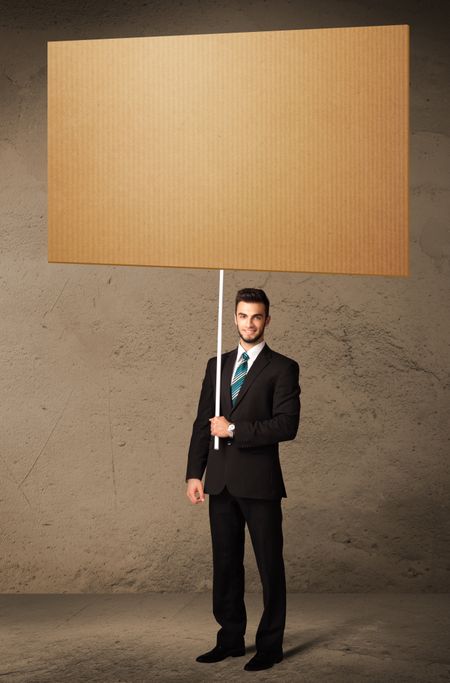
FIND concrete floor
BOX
[0,593,449,682]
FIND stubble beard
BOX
[238,326,265,346]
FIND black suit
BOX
[186,342,301,654]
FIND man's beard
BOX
[238,326,265,345]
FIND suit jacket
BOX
[185,343,301,499]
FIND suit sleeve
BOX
[233,360,300,448]
[185,358,215,482]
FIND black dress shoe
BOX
[244,651,283,671]
[196,643,246,663]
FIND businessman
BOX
[185,288,300,672]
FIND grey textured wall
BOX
[1,0,449,593]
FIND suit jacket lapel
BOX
[230,343,272,414]
[221,348,237,416]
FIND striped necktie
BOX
[231,351,250,407]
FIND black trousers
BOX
[208,485,286,655]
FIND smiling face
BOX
[234,301,271,349]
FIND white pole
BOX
[214,269,224,450]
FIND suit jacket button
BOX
[227,440,231,445]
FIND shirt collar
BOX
[237,339,266,361]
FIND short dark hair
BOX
[235,288,270,317]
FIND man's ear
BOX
[265,315,271,326]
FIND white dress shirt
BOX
[231,340,266,380]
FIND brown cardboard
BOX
[48,25,409,276]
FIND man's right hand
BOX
[186,478,205,504]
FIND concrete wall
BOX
[1,0,449,592]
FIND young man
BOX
[185,288,301,672]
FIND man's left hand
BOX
[209,416,232,438]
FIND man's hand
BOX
[186,478,205,504]
[209,416,232,438]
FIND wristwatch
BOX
[227,423,236,437]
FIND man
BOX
[185,288,301,672]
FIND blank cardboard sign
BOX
[48,24,409,276]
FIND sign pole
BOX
[214,269,224,450]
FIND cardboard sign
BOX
[48,25,409,276]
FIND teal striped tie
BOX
[231,351,249,407]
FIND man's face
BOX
[234,301,271,346]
